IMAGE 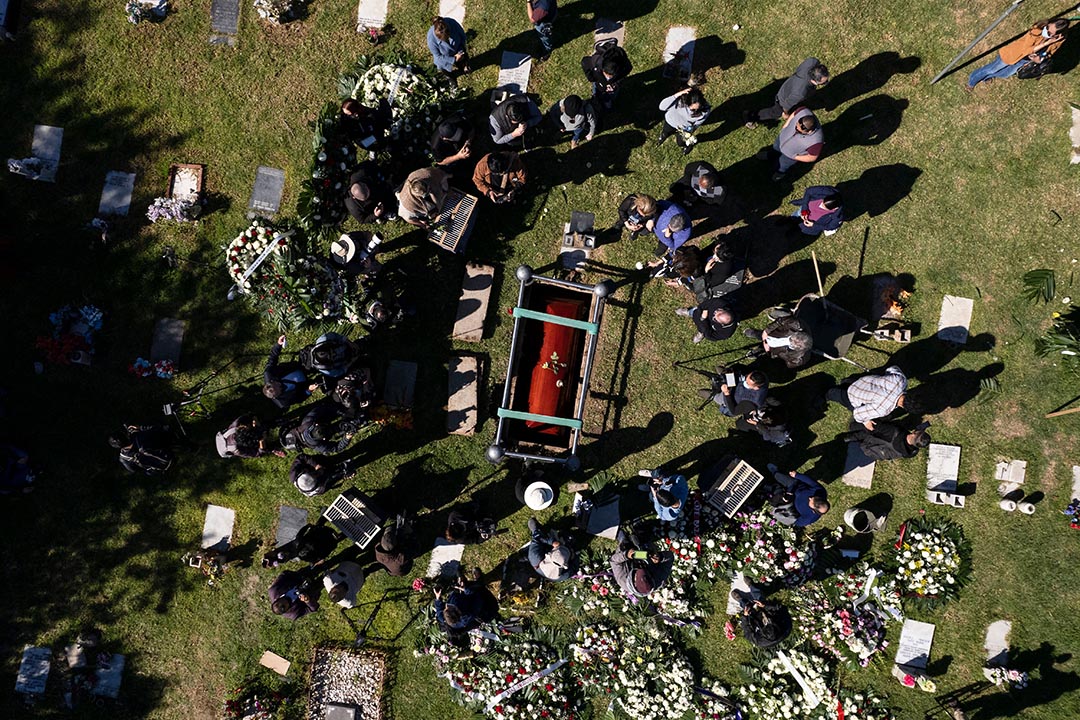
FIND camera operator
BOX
[289,453,360,497]
[373,523,413,576]
[327,366,377,421]
[280,403,360,454]
[444,502,499,544]
[433,568,498,644]
[108,423,177,475]
[697,366,769,417]
[298,332,362,380]
[268,569,321,621]
[216,414,282,459]
[637,468,689,522]
[263,335,319,410]
[735,400,793,447]
[330,232,383,278]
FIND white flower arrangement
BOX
[889,517,971,609]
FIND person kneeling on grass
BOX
[268,569,321,621]
[743,316,814,369]
[612,193,658,239]
[769,467,829,527]
[844,420,930,461]
[473,151,528,204]
[434,569,499,644]
[675,296,738,344]
[262,522,343,568]
[698,368,769,416]
[526,518,578,581]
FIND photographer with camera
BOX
[433,568,498,643]
[108,423,178,475]
[697,366,769,417]
[298,332,362,380]
[444,502,500,544]
[263,335,319,410]
[526,518,578,582]
[768,466,830,527]
[637,468,689,523]
[280,403,360,455]
[610,529,674,599]
[216,414,282,459]
[735,401,793,447]
[268,569,321,621]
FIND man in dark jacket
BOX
[489,94,543,147]
[676,296,738,344]
[268,569,320,620]
[289,454,335,497]
[669,160,726,207]
[745,57,829,127]
[430,116,475,179]
[340,98,391,149]
[344,161,396,225]
[769,468,829,527]
[280,404,358,454]
[698,368,769,416]
[581,41,632,111]
[744,316,814,368]
[108,424,176,475]
[263,335,318,409]
[844,421,930,461]
[263,522,343,567]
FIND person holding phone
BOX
[609,544,674,598]
[966,18,1069,90]
[697,367,769,417]
[637,468,689,522]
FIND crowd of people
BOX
[92,7,1076,647]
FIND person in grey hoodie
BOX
[745,57,829,127]
[657,88,711,155]
[547,94,597,148]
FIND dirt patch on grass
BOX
[992,402,1029,439]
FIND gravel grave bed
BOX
[308,646,386,720]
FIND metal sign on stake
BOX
[227,230,295,300]
[931,0,1025,84]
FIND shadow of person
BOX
[906,362,1004,417]
[739,258,837,320]
[828,272,918,328]
[698,79,784,143]
[835,163,922,221]
[743,214,815,278]
[963,642,1080,720]
[544,128,648,185]
[578,411,675,472]
[691,34,746,77]
[888,333,996,381]
[821,51,921,110]
[371,453,475,515]
[823,95,909,157]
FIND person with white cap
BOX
[329,231,382,278]
[288,453,335,497]
[516,472,555,511]
[526,518,577,581]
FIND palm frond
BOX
[1021,269,1056,304]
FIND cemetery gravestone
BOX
[895,619,935,671]
[842,443,876,489]
[497,51,532,95]
[90,654,125,698]
[581,494,619,540]
[384,360,418,409]
[98,171,137,217]
[202,504,235,552]
[15,646,51,695]
[984,620,1011,669]
[447,356,479,436]
[150,318,186,366]
[937,295,974,344]
[210,0,240,45]
[926,443,964,507]
[663,27,696,81]
[276,506,308,546]
[452,263,494,342]
[247,166,285,218]
[8,125,63,182]
[356,0,388,31]
[426,538,466,577]
[1072,465,1080,500]
[438,0,464,24]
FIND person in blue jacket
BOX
[426,16,470,79]
[638,468,689,522]
[650,200,691,260]
[769,467,830,527]
[790,186,844,236]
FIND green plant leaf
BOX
[1022,269,1055,304]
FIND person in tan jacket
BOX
[395,166,450,228]
[472,151,527,204]
[966,18,1069,90]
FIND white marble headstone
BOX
[937,295,973,344]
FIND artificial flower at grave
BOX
[125,0,168,25]
[253,0,308,24]
[128,357,176,380]
[35,304,104,366]
[146,196,200,224]
[984,665,1029,691]
[296,52,462,233]
[887,515,972,611]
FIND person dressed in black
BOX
[326,365,377,420]
[669,160,726,208]
[433,569,498,644]
[289,453,359,497]
[676,296,738,344]
[430,116,475,180]
[108,424,176,475]
[216,415,279,458]
[263,335,318,410]
[299,333,361,379]
[340,98,392,150]
[488,94,543,147]
[581,40,633,112]
[444,503,498,544]
[329,232,382,279]
[373,524,412,576]
[844,421,930,461]
[735,401,793,447]
[344,161,397,225]
[612,193,658,239]
[263,522,343,568]
[280,404,359,454]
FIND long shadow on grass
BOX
[820,52,921,111]
[964,642,1079,719]
[835,163,922,221]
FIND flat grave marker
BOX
[356,0,388,31]
[937,295,974,344]
[842,443,876,489]
[447,356,479,436]
[497,51,532,94]
[581,494,619,540]
[725,572,758,615]
[247,166,285,218]
[90,654,125,698]
[1071,465,1080,500]
[426,538,465,577]
[276,505,308,546]
[438,0,465,25]
[452,263,494,342]
[895,619,935,671]
[98,171,137,217]
[202,504,235,551]
[209,0,240,45]
[663,26,696,81]
[15,646,51,695]
[594,17,625,46]
[259,650,292,676]
[8,125,63,182]
[150,318,186,366]
[984,620,1011,669]
[927,443,961,493]
[384,360,418,409]
[994,459,1027,485]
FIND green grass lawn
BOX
[2,0,1080,718]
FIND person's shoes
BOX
[743,327,761,339]
[527,517,540,538]
[771,171,788,182]
[681,144,693,155]
[675,307,691,317]
[692,332,705,344]
[657,132,670,146]
[744,346,766,359]
[696,388,715,400]
[636,483,650,492]
[535,52,551,63]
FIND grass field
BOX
[2,0,1080,718]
